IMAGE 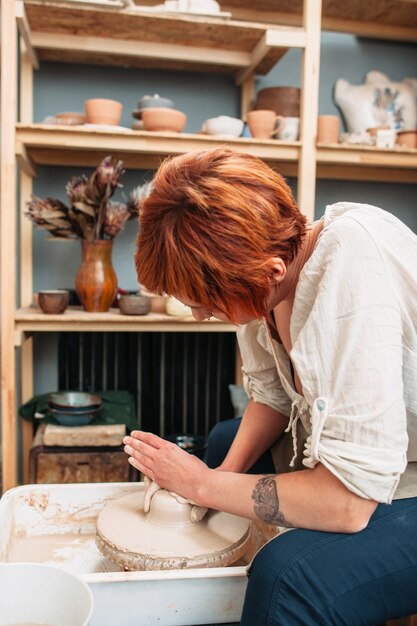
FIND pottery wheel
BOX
[96,488,252,571]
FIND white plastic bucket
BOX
[0,563,94,626]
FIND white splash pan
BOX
[0,482,267,626]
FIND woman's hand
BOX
[123,430,210,504]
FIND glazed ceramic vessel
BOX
[119,294,151,315]
[38,289,70,314]
[75,240,118,312]
[202,116,243,137]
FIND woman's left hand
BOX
[123,430,209,504]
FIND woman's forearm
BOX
[217,399,289,473]
[197,463,378,533]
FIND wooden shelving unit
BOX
[1,0,416,493]
[14,307,236,342]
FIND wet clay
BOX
[96,489,252,571]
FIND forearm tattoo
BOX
[251,475,293,527]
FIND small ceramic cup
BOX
[38,290,70,314]
[276,116,300,141]
[85,98,123,126]
[247,110,283,140]
[317,115,340,144]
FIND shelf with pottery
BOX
[15,123,302,174]
[316,142,417,184]
[15,124,417,184]
[14,307,235,343]
[18,0,307,80]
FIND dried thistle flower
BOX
[104,202,131,238]
[26,196,79,239]
[66,175,96,218]
[89,156,125,205]
[26,156,132,241]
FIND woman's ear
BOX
[268,257,286,284]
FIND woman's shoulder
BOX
[322,202,412,242]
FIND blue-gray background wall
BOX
[30,31,417,393]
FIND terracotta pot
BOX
[75,240,118,312]
[255,87,301,117]
[317,115,340,144]
[84,98,123,126]
[141,107,187,132]
[396,130,417,148]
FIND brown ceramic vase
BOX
[75,240,117,312]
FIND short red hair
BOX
[135,148,306,323]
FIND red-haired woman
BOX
[124,148,417,625]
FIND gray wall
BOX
[30,31,417,393]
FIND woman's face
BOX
[176,298,256,325]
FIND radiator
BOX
[58,332,236,437]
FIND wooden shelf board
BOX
[220,0,417,42]
[14,306,236,339]
[15,125,417,183]
[22,0,307,73]
[316,143,417,183]
[15,124,301,169]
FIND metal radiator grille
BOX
[58,332,236,437]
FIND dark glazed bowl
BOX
[38,290,70,314]
[119,294,151,316]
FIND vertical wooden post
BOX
[240,73,255,121]
[297,0,322,221]
[1,0,18,491]
[19,42,35,484]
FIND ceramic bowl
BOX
[0,563,94,626]
[38,290,70,314]
[84,98,123,126]
[119,294,151,315]
[48,391,102,411]
[202,115,244,137]
[54,111,86,125]
[141,107,187,132]
[48,406,100,426]
[396,130,417,148]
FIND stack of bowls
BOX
[47,391,102,426]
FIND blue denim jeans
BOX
[205,418,417,625]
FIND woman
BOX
[123,148,417,625]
